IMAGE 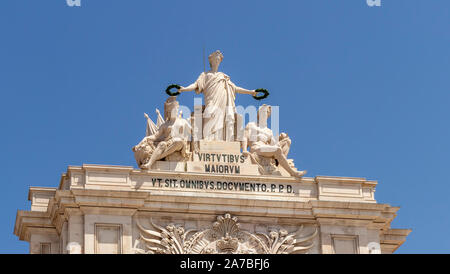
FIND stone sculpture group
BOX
[133,50,306,178]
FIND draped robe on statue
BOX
[194,71,237,141]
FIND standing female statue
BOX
[178,50,257,141]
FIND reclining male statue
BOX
[132,97,191,169]
[241,104,306,178]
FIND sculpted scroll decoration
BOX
[134,213,317,254]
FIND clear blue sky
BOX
[1,0,449,253]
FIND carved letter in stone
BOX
[132,97,191,169]
[134,213,317,254]
[242,104,306,178]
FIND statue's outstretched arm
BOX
[178,83,198,92]
[235,86,257,95]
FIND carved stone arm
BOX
[235,86,257,95]
[149,128,163,141]
[178,83,198,92]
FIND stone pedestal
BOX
[14,163,410,254]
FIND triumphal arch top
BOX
[14,50,410,254]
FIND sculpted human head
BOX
[257,104,272,123]
[164,96,179,121]
[208,50,224,68]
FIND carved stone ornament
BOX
[134,213,317,254]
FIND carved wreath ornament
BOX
[134,213,317,254]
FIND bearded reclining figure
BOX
[132,97,191,169]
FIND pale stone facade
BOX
[14,161,410,254]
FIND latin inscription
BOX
[197,153,245,174]
[197,153,245,163]
[150,178,294,194]
[204,164,240,174]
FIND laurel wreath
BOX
[253,88,269,100]
[165,84,181,96]
[166,84,269,100]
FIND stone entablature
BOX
[14,164,410,254]
[57,164,377,203]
